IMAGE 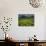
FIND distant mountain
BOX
[19,14,34,18]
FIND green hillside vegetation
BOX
[18,16,34,26]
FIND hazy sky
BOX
[19,14,34,17]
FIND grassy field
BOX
[18,18,34,26]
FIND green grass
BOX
[18,18,34,26]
